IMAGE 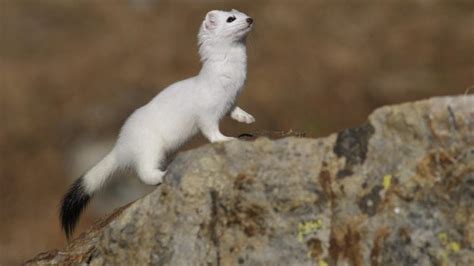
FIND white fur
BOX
[83,9,255,194]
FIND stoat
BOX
[60,9,255,239]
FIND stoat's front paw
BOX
[232,112,255,124]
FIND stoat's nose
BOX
[246,17,254,25]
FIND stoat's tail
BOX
[60,149,118,239]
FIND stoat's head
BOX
[198,9,253,59]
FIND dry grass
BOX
[1,0,473,264]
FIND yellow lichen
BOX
[438,232,462,255]
[297,219,323,242]
[448,242,461,253]
[318,259,328,266]
[383,175,392,190]
[438,232,448,245]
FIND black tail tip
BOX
[60,176,91,240]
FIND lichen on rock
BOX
[26,96,474,265]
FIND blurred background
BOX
[1,0,473,264]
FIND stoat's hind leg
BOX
[135,146,167,185]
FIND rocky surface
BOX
[26,96,474,265]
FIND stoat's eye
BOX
[226,16,236,23]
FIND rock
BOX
[26,96,474,266]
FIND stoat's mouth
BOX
[238,24,253,33]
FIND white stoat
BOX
[60,9,255,239]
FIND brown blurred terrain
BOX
[1,0,473,264]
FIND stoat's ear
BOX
[204,11,219,31]
[231,9,239,13]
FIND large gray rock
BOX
[27,96,474,265]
